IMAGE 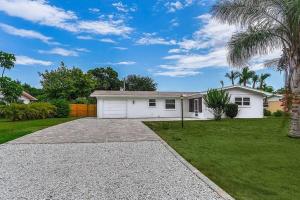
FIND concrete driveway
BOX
[0,118,232,200]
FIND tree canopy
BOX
[88,67,121,90]
[125,75,157,91]
[0,77,23,103]
[0,51,15,78]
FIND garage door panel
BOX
[103,100,126,118]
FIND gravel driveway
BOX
[0,118,232,200]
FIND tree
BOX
[0,77,23,103]
[125,75,157,91]
[88,67,121,90]
[251,74,259,88]
[225,70,239,85]
[21,83,44,98]
[40,62,96,100]
[238,67,255,86]
[212,0,300,137]
[0,51,15,77]
[203,89,230,120]
[259,73,271,89]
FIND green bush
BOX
[225,103,239,118]
[51,99,70,118]
[264,109,272,116]
[273,110,284,117]
[0,105,5,118]
[3,103,56,121]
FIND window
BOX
[243,97,250,106]
[165,99,176,109]
[235,97,243,105]
[235,97,250,106]
[149,99,156,107]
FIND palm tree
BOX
[0,51,16,78]
[259,73,271,89]
[238,67,255,86]
[225,71,239,85]
[251,74,259,88]
[212,0,300,137]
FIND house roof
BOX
[22,91,38,101]
[90,90,197,98]
[188,85,272,97]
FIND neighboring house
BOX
[265,94,284,113]
[0,91,37,104]
[91,85,268,119]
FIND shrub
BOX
[264,109,272,116]
[225,103,239,118]
[0,105,5,118]
[51,99,70,118]
[203,89,230,120]
[273,110,284,117]
[3,103,56,121]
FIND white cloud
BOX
[15,55,52,66]
[39,48,78,57]
[0,0,77,32]
[136,33,177,45]
[0,23,57,44]
[100,38,117,44]
[170,18,179,27]
[0,0,133,37]
[112,2,137,13]
[113,47,128,50]
[115,61,136,65]
[75,48,90,53]
[76,35,94,40]
[164,0,194,12]
[89,8,100,13]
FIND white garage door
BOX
[103,100,127,118]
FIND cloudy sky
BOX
[0,0,284,91]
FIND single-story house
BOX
[265,94,284,112]
[90,85,268,119]
[0,91,37,104]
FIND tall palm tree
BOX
[238,67,255,86]
[225,70,239,85]
[251,74,259,88]
[212,0,300,137]
[259,73,271,89]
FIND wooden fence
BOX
[70,104,97,117]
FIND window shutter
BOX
[189,99,194,112]
[198,97,202,113]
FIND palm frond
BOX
[227,27,282,67]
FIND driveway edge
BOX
[142,122,235,200]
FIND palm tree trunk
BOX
[289,64,300,138]
[252,81,256,88]
[232,79,234,85]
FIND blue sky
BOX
[0,0,284,91]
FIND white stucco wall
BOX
[202,88,264,119]
[96,97,200,118]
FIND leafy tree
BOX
[0,77,23,103]
[88,67,121,90]
[259,73,271,89]
[262,85,274,93]
[40,62,96,100]
[225,70,239,85]
[251,74,259,88]
[212,0,300,136]
[0,51,15,77]
[225,103,239,118]
[203,89,230,120]
[238,67,255,86]
[125,75,157,91]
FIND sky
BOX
[0,0,284,91]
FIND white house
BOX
[0,91,37,104]
[90,85,268,119]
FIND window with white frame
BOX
[148,99,156,107]
[235,97,250,106]
[165,99,176,109]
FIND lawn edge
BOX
[143,122,235,200]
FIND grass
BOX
[144,117,300,200]
[0,117,76,144]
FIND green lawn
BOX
[0,117,76,144]
[145,117,300,200]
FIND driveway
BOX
[0,118,232,200]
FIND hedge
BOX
[2,102,56,121]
